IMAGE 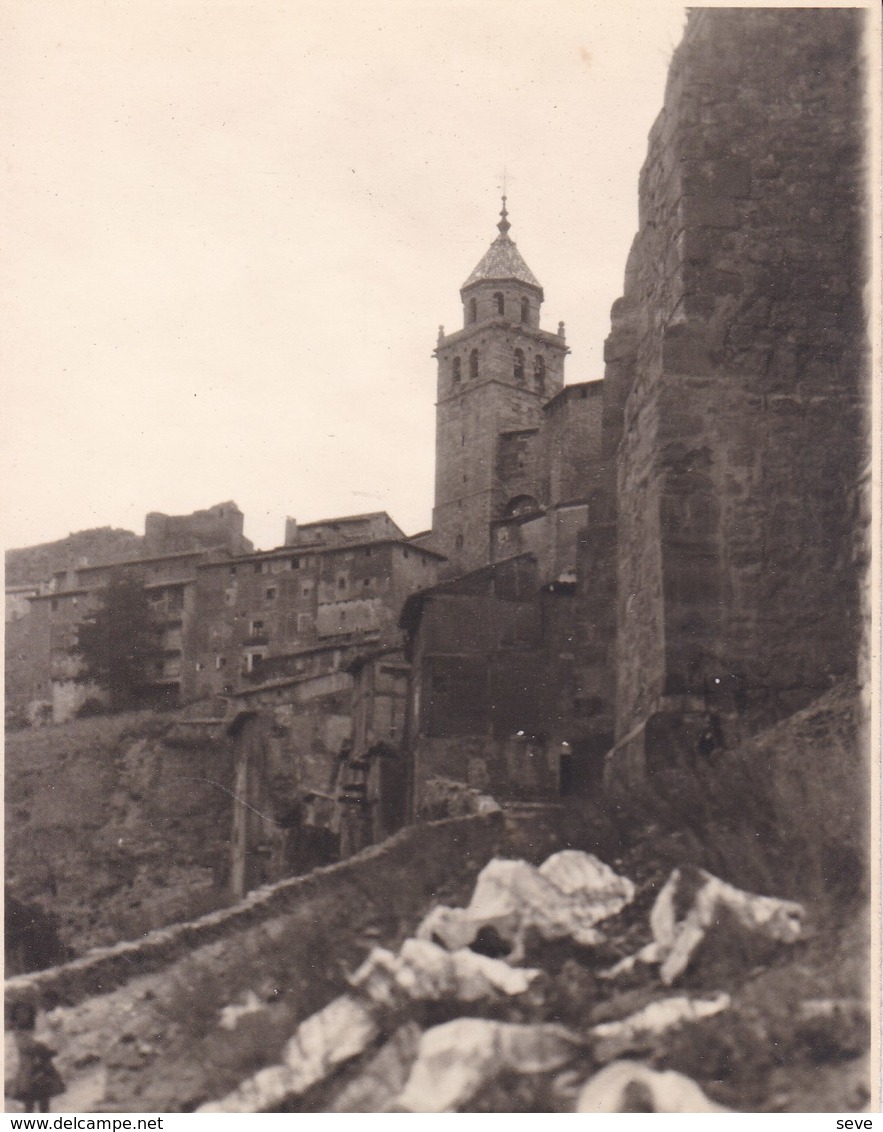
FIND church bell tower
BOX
[431,199,569,574]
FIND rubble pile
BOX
[196,848,867,1113]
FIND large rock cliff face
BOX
[5,713,236,960]
[5,528,144,587]
[605,9,868,780]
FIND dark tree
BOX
[74,573,163,711]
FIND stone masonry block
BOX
[680,156,753,198]
[678,195,739,229]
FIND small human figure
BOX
[697,712,724,760]
[697,727,716,759]
[8,1000,64,1113]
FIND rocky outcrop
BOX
[5,713,236,955]
[605,682,866,908]
[5,528,143,588]
[605,9,869,782]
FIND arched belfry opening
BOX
[534,354,546,392]
[514,349,525,382]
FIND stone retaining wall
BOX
[7,813,506,1013]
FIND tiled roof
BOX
[461,200,542,290]
[462,234,542,290]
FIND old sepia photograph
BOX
[3,0,878,1115]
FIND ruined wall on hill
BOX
[608,9,868,780]
[144,501,252,557]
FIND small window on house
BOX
[215,656,227,670]
[251,653,264,670]
[302,585,312,597]
[297,613,312,633]
[289,558,299,569]
[337,577,346,590]
[363,577,372,587]
[403,548,410,558]
[514,348,525,381]
[534,354,546,390]
[229,566,237,576]
[455,534,464,550]
[452,356,461,386]
[365,547,372,557]
[266,586,277,600]
[468,297,477,324]
[196,661,205,672]
[254,562,262,574]
[469,349,479,380]
[521,296,530,323]
[50,599,58,612]
[251,619,264,634]
[494,291,504,315]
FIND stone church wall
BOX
[542,381,605,507]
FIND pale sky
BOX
[4,1,698,553]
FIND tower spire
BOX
[497,195,511,236]
[461,194,542,292]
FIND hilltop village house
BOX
[7,507,440,719]
[8,503,252,721]
[6,9,868,896]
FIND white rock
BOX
[575,1060,730,1112]
[350,937,540,1007]
[603,867,805,985]
[218,990,265,1030]
[198,995,377,1112]
[327,1023,422,1113]
[591,993,730,1058]
[416,850,635,962]
[394,1018,584,1112]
